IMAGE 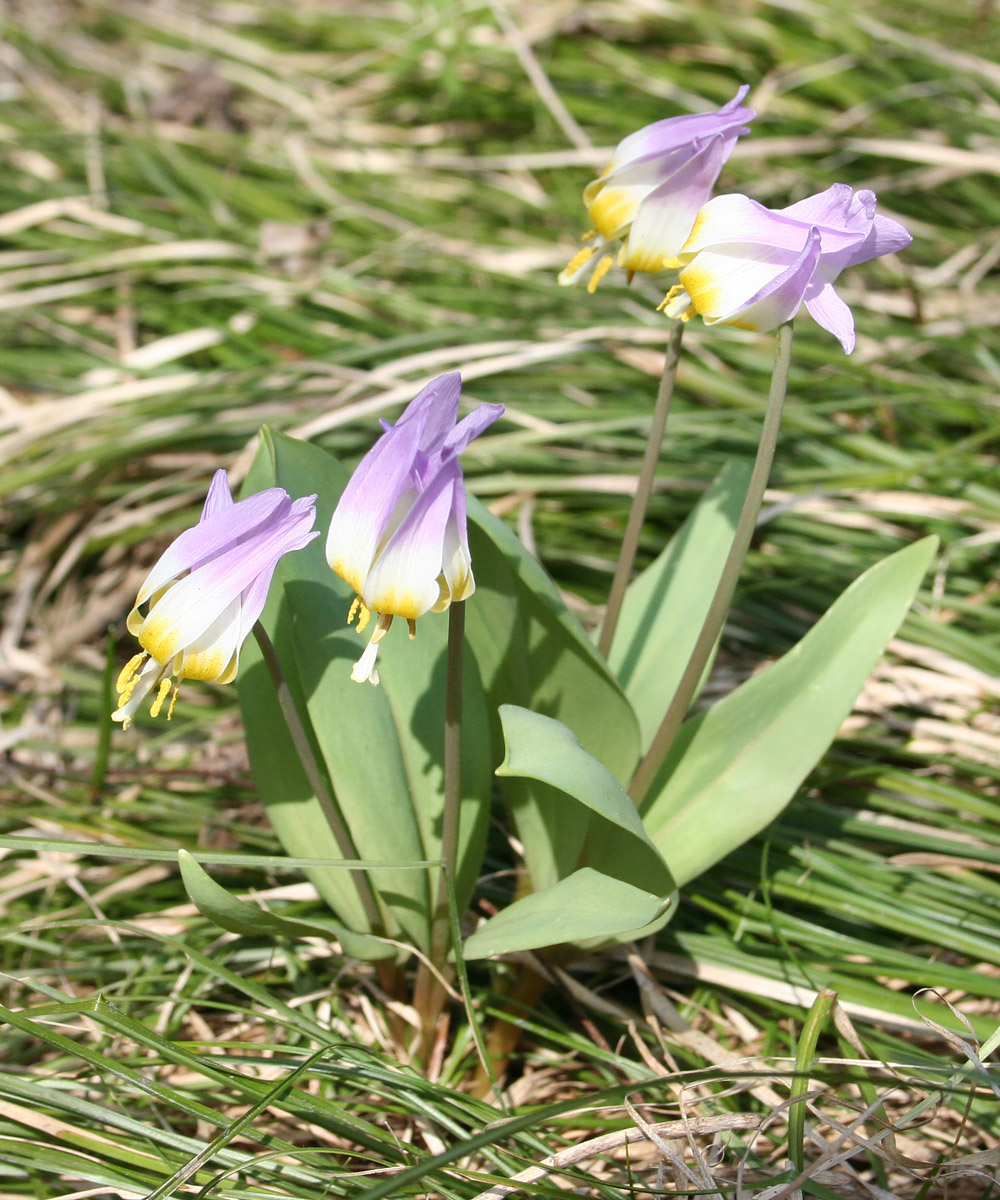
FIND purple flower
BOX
[662,184,913,352]
[114,471,318,727]
[559,86,755,292]
[326,371,504,685]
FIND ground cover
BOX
[1,0,999,1196]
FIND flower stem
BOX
[413,600,466,1049]
[629,321,795,803]
[597,319,684,661]
[251,621,385,937]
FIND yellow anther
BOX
[658,284,694,321]
[581,228,598,242]
[406,618,417,639]
[586,254,616,294]
[116,652,145,694]
[347,596,372,633]
[149,675,173,718]
[561,244,596,280]
[166,685,180,721]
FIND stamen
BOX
[581,228,598,242]
[348,595,373,634]
[559,244,596,284]
[166,685,180,721]
[659,285,694,321]
[149,675,173,718]
[116,652,146,695]
[406,618,417,639]
[349,612,393,686]
[586,254,615,294]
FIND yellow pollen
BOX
[586,254,615,294]
[581,228,598,242]
[149,676,173,719]
[167,685,180,721]
[347,596,372,633]
[116,652,145,695]
[562,244,596,279]
[406,618,417,639]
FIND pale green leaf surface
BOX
[462,867,670,959]
[497,704,674,897]
[603,460,751,750]
[642,536,938,886]
[465,497,641,891]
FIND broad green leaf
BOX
[238,428,493,955]
[642,536,938,886]
[462,867,672,959]
[177,850,391,959]
[496,705,674,898]
[465,497,641,891]
[602,460,751,751]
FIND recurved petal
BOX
[681,194,852,262]
[138,508,318,665]
[441,402,504,460]
[834,212,913,271]
[780,183,857,228]
[435,479,475,609]
[200,469,235,521]
[684,226,821,332]
[804,277,856,353]
[393,371,463,452]
[617,134,731,272]
[136,487,290,610]
[360,464,458,620]
[606,85,753,172]
[326,414,427,594]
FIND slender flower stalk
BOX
[629,321,795,803]
[413,599,466,1047]
[597,319,684,660]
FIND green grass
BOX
[2,0,1000,1196]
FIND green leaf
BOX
[463,867,672,959]
[603,460,751,752]
[177,850,390,959]
[496,704,673,898]
[237,428,493,956]
[465,497,641,891]
[642,536,938,887]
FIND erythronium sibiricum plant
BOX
[326,371,504,685]
[113,471,318,727]
[662,184,913,351]
[168,87,932,1069]
[559,85,755,292]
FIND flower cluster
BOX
[116,374,503,719]
[561,86,912,351]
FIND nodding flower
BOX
[326,371,503,685]
[114,471,318,727]
[661,184,913,353]
[559,86,755,293]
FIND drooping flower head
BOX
[662,184,913,353]
[326,371,504,685]
[559,86,755,293]
[114,471,318,727]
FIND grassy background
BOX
[2,0,1000,1196]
